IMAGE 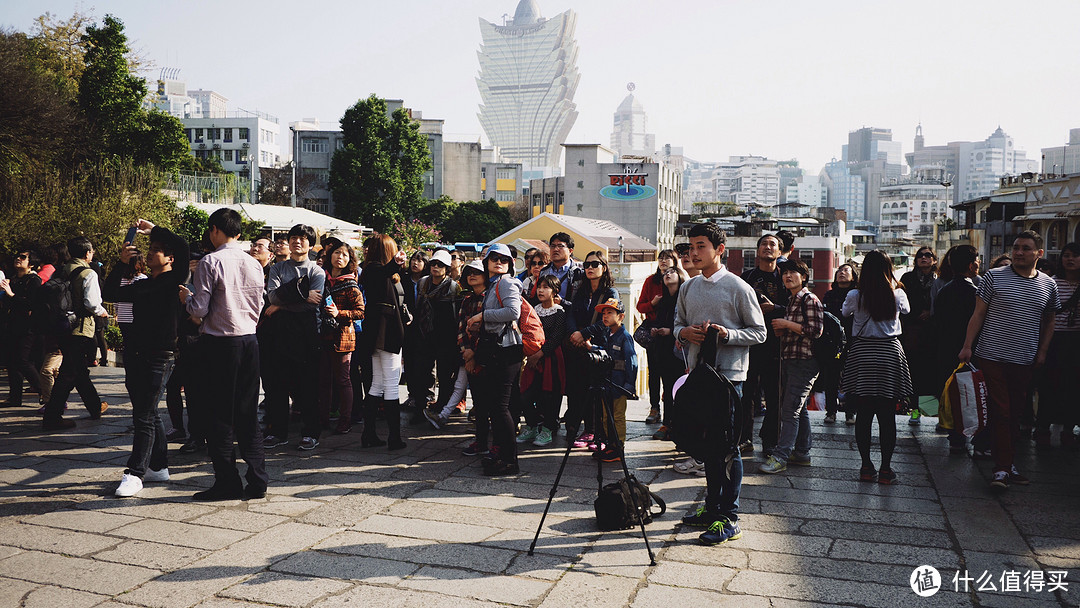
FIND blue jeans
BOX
[705,382,743,521]
[772,358,819,462]
[124,351,176,477]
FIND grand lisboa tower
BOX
[476,0,580,179]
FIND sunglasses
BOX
[16,253,29,260]
[917,252,934,259]
[583,260,605,269]
[529,260,545,267]
[489,256,511,265]
[430,261,447,269]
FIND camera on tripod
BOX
[583,345,614,379]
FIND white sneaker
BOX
[143,468,170,482]
[673,457,706,476]
[114,473,143,497]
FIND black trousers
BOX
[6,332,41,405]
[198,335,267,492]
[403,327,436,405]
[474,345,523,462]
[124,350,175,477]
[43,335,103,420]
[742,344,780,450]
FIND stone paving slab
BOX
[0,365,1078,607]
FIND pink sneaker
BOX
[587,441,605,452]
[572,433,594,449]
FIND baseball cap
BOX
[429,249,452,267]
[595,298,624,314]
[484,243,512,260]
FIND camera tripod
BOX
[527,377,657,566]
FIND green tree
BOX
[174,204,209,249]
[415,197,514,244]
[330,94,431,231]
[388,219,441,255]
[77,15,187,170]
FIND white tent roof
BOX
[181,202,365,234]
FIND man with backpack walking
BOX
[40,236,110,430]
[675,223,767,546]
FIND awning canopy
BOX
[180,202,365,234]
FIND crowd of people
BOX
[1,210,1077,546]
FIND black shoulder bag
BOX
[594,475,666,531]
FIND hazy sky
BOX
[5,0,1079,174]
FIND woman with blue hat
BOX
[465,243,523,475]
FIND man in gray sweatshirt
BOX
[674,222,767,546]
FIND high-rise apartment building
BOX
[1040,128,1080,175]
[822,159,866,225]
[905,125,1037,205]
[476,0,580,180]
[843,127,905,227]
[712,156,781,212]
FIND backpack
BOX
[801,296,846,366]
[670,326,740,461]
[35,266,93,336]
[594,476,666,531]
[495,280,546,356]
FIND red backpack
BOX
[495,281,546,356]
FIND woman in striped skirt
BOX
[841,250,912,484]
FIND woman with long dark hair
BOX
[841,250,911,484]
[358,234,409,449]
[319,241,365,434]
[1035,242,1080,449]
[636,248,679,425]
[649,264,689,441]
[899,246,937,422]
[566,251,619,449]
[822,263,858,424]
[466,243,523,475]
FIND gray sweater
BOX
[674,267,768,381]
[267,258,326,313]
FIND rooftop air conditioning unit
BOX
[242,143,250,148]
[212,143,221,149]
[198,144,206,149]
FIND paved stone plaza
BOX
[0,365,1077,607]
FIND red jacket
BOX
[636,274,664,321]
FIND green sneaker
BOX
[680,506,721,527]
[759,455,787,474]
[533,427,553,447]
[516,425,538,444]
[699,518,742,546]
[788,452,811,466]
[909,409,921,425]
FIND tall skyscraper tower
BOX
[476,0,580,179]
[610,84,655,159]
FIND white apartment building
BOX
[878,173,951,240]
[182,113,281,186]
[782,178,827,217]
[1041,128,1080,175]
[713,156,781,212]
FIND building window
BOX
[303,198,329,214]
[991,235,1002,246]
[302,168,329,187]
[237,150,248,163]
[496,191,516,202]
[208,128,220,140]
[239,128,250,140]
[800,252,815,283]
[743,251,756,272]
[496,168,515,180]
[194,128,204,141]
[301,138,329,153]
[185,129,193,142]
[224,149,233,162]
[223,128,233,142]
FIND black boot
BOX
[385,398,407,450]
[361,395,385,448]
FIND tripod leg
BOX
[601,392,657,566]
[528,431,576,556]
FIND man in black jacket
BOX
[104,220,190,497]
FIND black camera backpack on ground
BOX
[35,266,93,336]
[669,326,740,462]
[594,475,666,531]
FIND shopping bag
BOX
[917,395,939,417]
[807,392,826,411]
[953,363,988,438]
[938,367,959,430]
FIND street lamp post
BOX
[290,126,297,208]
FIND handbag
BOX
[594,475,666,531]
[632,320,655,348]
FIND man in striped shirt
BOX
[959,230,1060,491]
